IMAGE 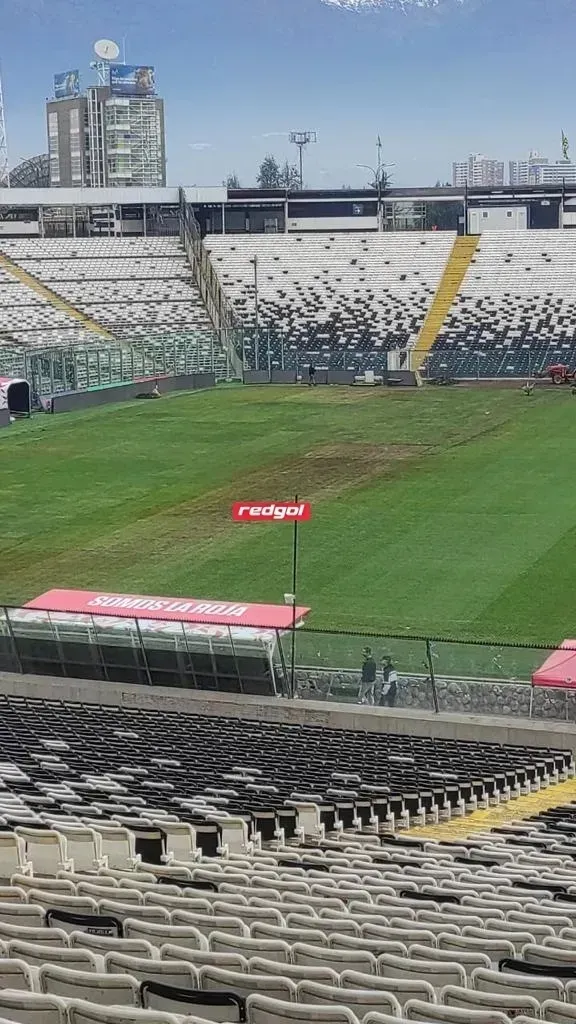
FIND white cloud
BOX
[260,132,290,138]
[189,142,212,151]
[320,0,463,9]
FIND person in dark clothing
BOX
[308,364,316,387]
[380,656,398,707]
[359,646,377,705]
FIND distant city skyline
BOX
[3,0,576,189]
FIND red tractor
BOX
[544,363,576,385]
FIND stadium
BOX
[4,173,576,1024]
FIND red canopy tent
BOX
[532,640,576,689]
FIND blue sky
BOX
[3,0,576,187]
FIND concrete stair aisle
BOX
[410,235,479,370]
[0,251,112,339]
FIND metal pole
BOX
[290,493,299,700]
[253,256,259,371]
[426,639,439,714]
[299,146,303,191]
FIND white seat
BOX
[11,876,75,897]
[341,969,435,1008]
[52,826,105,874]
[171,909,248,937]
[330,934,408,957]
[0,834,27,881]
[442,984,541,1017]
[0,923,68,946]
[67,1002,189,1024]
[439,934,515,964]
[39,964,139,1005]
[522,943,576,968]
[210,931,291,963]
[404,999,513,1024]
[0,903,44,928]
[286,915,360,938]
[0,959,34,991]
[200,964,297,1003]
[104,950,197,989]
[15,828,71,876]
[292,942,376,975]
[541,999,576,1023]
[90,826,139,871]
[250,957,339,985]
[27,891,98,917]
[79,882,143,904]
[0,990,68,1024]
[69,931,156,958]
[246,993,360,1024]
[472,966,564,1003]
[298,978,402,1018]
[378,951,466,990]
[409,943,491,977]
[161,943,248,971]
[98,900,169,924]
[7,940,100,972]
[251,923,328,946]
[123,918,207,950]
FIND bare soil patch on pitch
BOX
[17,442,430,586]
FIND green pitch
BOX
[0,385,573,655]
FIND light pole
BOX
[356,161,395,232]
[251,255,259,370]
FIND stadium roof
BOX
[0,181,573,208]
[1,154,49,189]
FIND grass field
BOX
[1,385,574,662]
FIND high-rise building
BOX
[509,151,576,186]
[452,154,504,188]
[47,74,166,188]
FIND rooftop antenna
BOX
[289,131,317,190]
[0,67,9,187]
[92,39,120,85]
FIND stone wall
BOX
[296,668,576,722]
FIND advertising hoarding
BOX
[110,65,155,96]
[54,70,80,99]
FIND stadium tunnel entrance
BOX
[0,377,31,417]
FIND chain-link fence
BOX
[1,605,573,723]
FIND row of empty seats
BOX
[205,233,455,370]
[2,811,576,1021]
[428,231,576,377]
[0,238,214,352]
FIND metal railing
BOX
[1,605,573,723]
[416,343,575,380]
[0,333,236,397]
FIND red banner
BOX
[24,589,310,630]
[232,502,312,523]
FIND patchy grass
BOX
[0,385,572,661]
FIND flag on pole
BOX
[562,130,569,160]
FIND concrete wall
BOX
[0,409,10,429]
[1,669,575,753]
[297,668,573,722]
[51,373,215,413]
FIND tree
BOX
[224,172,241,189]
[278,161,300,189]
[257,154,282,189]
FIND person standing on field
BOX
[308,364,316,387]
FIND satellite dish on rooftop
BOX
[94,39,120,61]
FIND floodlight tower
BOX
[0,67,9,187]
[289,131,317,190]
